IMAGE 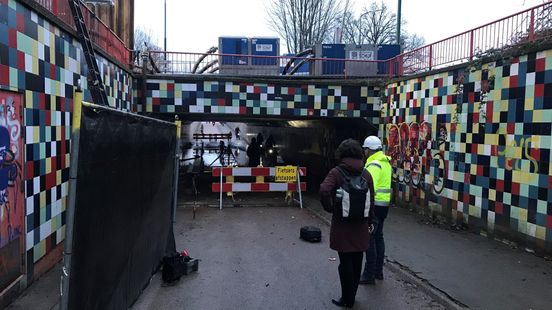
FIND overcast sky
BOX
[134,0,546,53]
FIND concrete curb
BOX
[384,259,468,310]
[304,205,468,310]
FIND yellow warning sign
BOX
[275,166,297,183]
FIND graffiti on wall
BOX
[0,94,22,249]
[496,128,539,175]
[0,92,23,290]
[387,121,445,194]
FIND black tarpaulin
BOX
[67,105,177,309]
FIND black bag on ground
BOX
[162,253,186,283]
[300,226,322,242]
[335,167,371,220]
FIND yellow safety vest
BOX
[364,151,392,206]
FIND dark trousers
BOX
[363,207,388,278]
[337,252,364,304]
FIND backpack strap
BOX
[335,166,350,181]
[336,166,365,182]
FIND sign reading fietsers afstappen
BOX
[275,166,297,183]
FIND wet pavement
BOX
[9,194,552,310]
[308,198,552,310]
[131,206,444,310]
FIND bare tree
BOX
[134,28,162,51]
[133,28,164,72]
[267,0,347,54]
[342,1,397,45]
[402,33,426,51]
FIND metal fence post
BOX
[219,168,223,210]
[529,9,535,41]
[428,45,433,71]
[296,169,303,209]
[60,89,83,310]
[469,30,474,60]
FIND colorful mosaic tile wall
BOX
[382,49,552,252]
[0,0,133,279]
[138,78,381,121]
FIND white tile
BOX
[26,126,35,144]
[526,72,535,86]
[40,221,51,241]
[510,63,519,76]
[527,223,536,237]
[26,197,34,216]
[182,84,196,91]
[38,43,44,60]
[56,111,62,126]
[225,82,233,92]
[50,141,56,156]
[26,231,34,251]
[33,177,40,195]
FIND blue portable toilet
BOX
[251,38,279,66]
[377,44,401,74]
[320,44,345,75]
[219,37,249,65]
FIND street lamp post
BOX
[397,0,402,45]
[164,0,167,52]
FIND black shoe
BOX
[332,298,354,308]
[359,275,376,284]
[375,274,384,280]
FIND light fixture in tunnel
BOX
[287,120,311,128]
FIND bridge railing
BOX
[32,0,131,66]
[144,51,394,77]
[390,2,552,75]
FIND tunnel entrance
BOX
[177,117,377,205]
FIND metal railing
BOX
[142,51,392,77]
[32,0,131,66]
[144,2,551,78]
[389,1,552,76]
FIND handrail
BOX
[387,1,552,76]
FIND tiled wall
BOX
[138,78,381,121]
[383,49,552,252]
[0,0,133,279]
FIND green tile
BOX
[40,206,46,223]
[510,205,519,219]
[537,200,547,214]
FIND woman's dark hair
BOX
[335,139,364,161]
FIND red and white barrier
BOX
[212,167,307,177]
[212,182,307,193]
[211,166,307,209]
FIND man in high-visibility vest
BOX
[360,136,392,285]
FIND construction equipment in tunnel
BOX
[212,167,306,209]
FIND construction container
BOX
[251,37,279,66]
[377,44,401,74]
[314,44,346,75]
[219,37,249,75]
[344,44,378,76]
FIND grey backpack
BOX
[335,167,371,220]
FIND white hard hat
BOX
[362,136,382,150]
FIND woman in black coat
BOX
[319,139,376,308]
